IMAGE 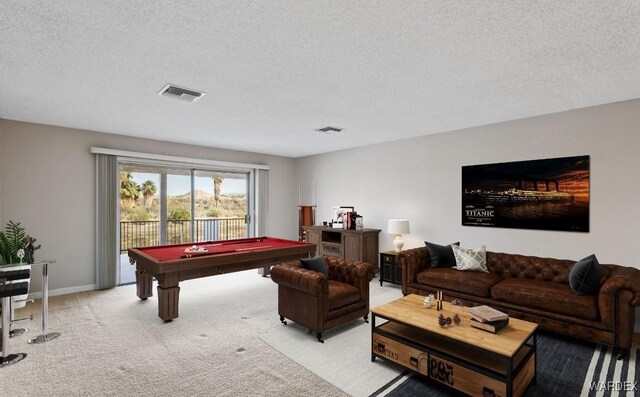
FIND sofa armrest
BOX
[270,262,327,297]
[397,247,429,295]
[600,266,640,306]
[325,256,375,287]
[599,266,640,350]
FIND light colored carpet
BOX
[5,270,358,397]
[257,283,404,397]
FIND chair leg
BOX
[616,348,629,360]
[364,314,369,323]
[9,298,29,338]
[1,296,27,367]
[316,332,324,343]
[279,315,287,325]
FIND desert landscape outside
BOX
[119,170,248,252]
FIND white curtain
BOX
[95,154,118,289]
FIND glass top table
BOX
[0,260,60,343]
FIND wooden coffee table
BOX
[371,294,538,397]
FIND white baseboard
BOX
[27,284,97,300]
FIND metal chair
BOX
[0,280,29,366]
[0,269,33,337]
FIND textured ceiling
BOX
[1,1,639,157]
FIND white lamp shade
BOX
[387,219,410,234]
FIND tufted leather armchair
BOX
[398,247,640,357]
[270,256,375,342]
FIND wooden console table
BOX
[303,226,380,270]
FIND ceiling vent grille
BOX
[157,84,205,103]
[315,126,343,134]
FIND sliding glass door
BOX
[193,170,249,242]
[118,163,251,285]
[166,169,192,244]
[119,165,161,250]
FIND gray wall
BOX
[0,120,298,294]
[296,99,640,269]
[2,99,639,308]
[0,120,3,220]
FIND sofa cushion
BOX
[301,256,328,277]
[425,241,460,268]
[452,245,488,273]
[416,268,503,298]
[491,278,599,321]
[569,254,602,295]
[328,280,360,311]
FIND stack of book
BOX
[468,305,509,333]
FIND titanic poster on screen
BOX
[462,156,590,232]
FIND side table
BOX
[28,260,61,343]
[379,251,401,286]
[0,260,61,344]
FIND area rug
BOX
[7,271,349,397]
[373,332,639,397]
[257,282,404,396]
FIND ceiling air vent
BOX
[157,84,205,103]
[315,126,343,134]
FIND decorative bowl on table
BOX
[423,294,435,308]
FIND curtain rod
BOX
[90,147,269,170]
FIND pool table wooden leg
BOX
[157,273,180,322]
[136,270,153,300]
[258,265,271,277]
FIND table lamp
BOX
[388,219,410,252]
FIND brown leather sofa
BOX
[271,255,375,342]
[398,247,640,356]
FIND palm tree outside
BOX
[120,172,140,207]
[213,177,223,207]
[141,180,158,207]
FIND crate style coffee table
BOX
[371,294,538,397]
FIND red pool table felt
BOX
[136,237,307,262]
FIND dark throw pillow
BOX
[425,241,460,268]
[569,254,602,295]
[300,256,328,277]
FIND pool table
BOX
[128,237,316,321]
